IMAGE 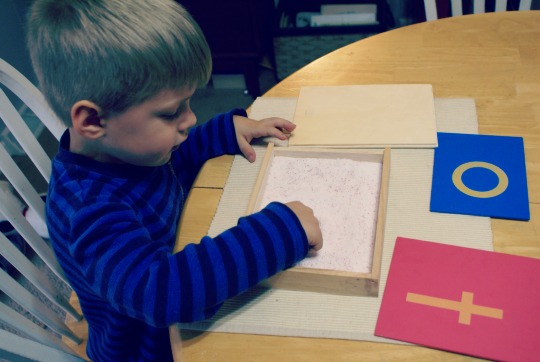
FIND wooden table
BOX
[170,11,540,361]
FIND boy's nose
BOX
[180,110,197,131]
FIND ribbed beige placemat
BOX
[177,98,493,343]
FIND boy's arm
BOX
[68,200,309,326]
[174,109,296,187]
[171,202,309,321]
[174,109,245,187]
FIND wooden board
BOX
[290,84,438,148]
[247,143,391,297]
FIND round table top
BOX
[172,11,540,361]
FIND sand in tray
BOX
[259,156,382,274]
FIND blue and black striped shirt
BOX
[46,110,309,361]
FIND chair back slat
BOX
[0,329,84,362]
[0,232,82,321]
[519,0,532,10]
[0,89,53,181]
[0,58,65,141]
[451,0,463,16]
[0,303,79,355]
[495,0,509,12]
[473,0,486,13]
[0,269,82,345]
[0,142,46,225]
[425,0,438,21]
[425,0,532,20]
[0,187,65,281]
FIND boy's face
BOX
[99,87,196,166]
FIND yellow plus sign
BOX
[406,291,503,325]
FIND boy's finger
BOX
[281,121,296,132]
[240,141,256,163]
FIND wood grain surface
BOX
[171,11,540,361]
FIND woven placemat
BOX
[177,98,493,343]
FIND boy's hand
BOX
[285,201,323,253]
[233,115,296,162]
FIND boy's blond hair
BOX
[27,0,212,126]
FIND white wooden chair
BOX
[424,0,532,21]
[0,58,88,361]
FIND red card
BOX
[375,237,540,361]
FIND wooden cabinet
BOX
[178,0,275,97]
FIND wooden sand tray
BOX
[247,143,391,297]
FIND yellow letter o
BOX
[452,161,508,198]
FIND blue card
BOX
[430,132,529,220]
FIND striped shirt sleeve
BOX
[68,197,308,326]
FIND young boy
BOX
[27,0,323,361]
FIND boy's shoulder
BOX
[50,157,142,205]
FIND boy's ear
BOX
[71,100,106,139]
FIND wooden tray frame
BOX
[247,143,391,297]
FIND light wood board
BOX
[290,84,438,148]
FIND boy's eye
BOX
[161,112,180,121]
[160,101,189,121]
